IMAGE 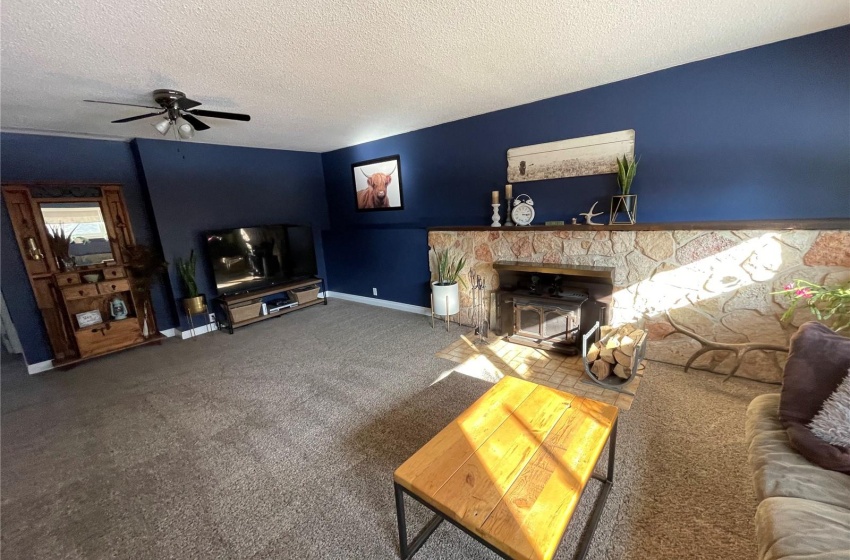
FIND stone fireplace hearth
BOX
[428,222,850,383]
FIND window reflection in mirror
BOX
[40,202,114,266]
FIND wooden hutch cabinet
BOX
[3,183,164,367]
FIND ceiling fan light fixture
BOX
[153,118,172,135]
[177,119,195,139]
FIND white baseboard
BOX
[26,360,54,375]
[325,291,430,316]
[26,329,179,374]
[175,322,218,339]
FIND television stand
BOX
[213,277,327,334]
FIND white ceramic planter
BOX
[432,282,459,316]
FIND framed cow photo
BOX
[351,155,404,212]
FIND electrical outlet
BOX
[372,287,378,296]
[208,313,216,323]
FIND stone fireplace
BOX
[428,222,850,383]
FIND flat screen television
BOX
[204,224,318,295]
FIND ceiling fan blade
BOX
[177,97,202,110]
[84,99,159,109]
[187,109,251,122]
[111,111,166,123]
[181,113,211,131]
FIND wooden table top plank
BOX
[393,376,618,560]
[394,376,537,496]
[430,382,574,536]
[481,399,618,560]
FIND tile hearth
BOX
[436,332,639,410]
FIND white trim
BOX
[176,322,218,339]
[159,328,178,338]
[325,291,430,316]
[26,360,55,375]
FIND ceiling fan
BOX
[84,89,251,139]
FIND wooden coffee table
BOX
[393,376,619,560]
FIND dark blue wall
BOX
[0,133,178,364]
[134,139,328,330]
[321,26,850,308]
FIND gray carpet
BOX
[1,299,774,559]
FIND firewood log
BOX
[599,346,616,364]
[618,335,636,357]
[617,324,635,336]
[613,363,631,379]
[591,359,613,380]
[586,342,600,362]
[614,349,631,366]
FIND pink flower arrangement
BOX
[774,279,850,332]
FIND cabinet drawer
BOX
[102,267,126,280]
[75,320,143,358]
[56,272,81,286]
[98,279,131,294]
[63,284,99,300]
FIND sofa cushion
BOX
[746,394,850,510]
[755,497,850,560]
[780,322,850,426]
[779,322,850,473]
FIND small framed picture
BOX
[76,309,103,328]
[351,155,404,212]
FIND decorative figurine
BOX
[579,201,604,225]
[548,275,563,297]
[110,296,128,320]
[529,275,541,295]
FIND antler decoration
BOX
[663,310,788,382]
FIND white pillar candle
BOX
[505,184,512,199]
[492,190,499,204]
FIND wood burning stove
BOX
[493,261,614,355]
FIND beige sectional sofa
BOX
[746,394,850,559]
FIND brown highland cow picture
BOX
[351,155,404,211]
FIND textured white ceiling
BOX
[1,1,848,152]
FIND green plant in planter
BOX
[616,154,639,195]
[434,249,467,287]
[174,250,200,298]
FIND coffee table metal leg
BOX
[394,483,443,559]
[576,417,618,560]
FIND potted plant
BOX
[431,249,466,317]
[123,244,168,337]
[610,154,639,224]
[46,225,78,271]
[175,249,207,315]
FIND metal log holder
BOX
[468,270,489,344]
[581,321,647,395]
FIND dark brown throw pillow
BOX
[780,321,850,473]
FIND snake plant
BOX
[616,155,639,195]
